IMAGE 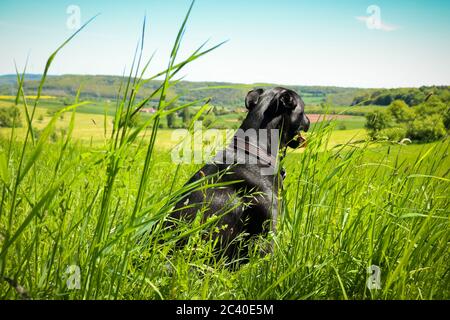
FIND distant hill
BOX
[0,74,45,86]
[0,74,362,107]
[0,74,448,107]
[351,86,450,106]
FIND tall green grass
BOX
[1,2,449,300]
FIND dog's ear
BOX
[279,91,297,110]
[245,89,264,111]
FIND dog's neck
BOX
[232,135,276,167]
[235,122,284,158]
[212,127,286,177]
[239,110,287,152]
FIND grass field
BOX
[0,103,448,299]
[0,9,449,300]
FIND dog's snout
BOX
[300,114,310,132]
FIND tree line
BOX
[365,96,450,142]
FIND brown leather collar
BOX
[213,135,278,169]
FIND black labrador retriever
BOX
[166,87,310,263]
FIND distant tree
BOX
[351,92,370,106]
[351,86,449,107]
[167,112,176,129]
[437,89,450,103]
[415,96,446,116]
[388,100,414,123]
[365,110,392,138]
[373,94,393,106]
[0,106,22,128]
[366,97,449,143]
[180,107,190,127]
[407,114,446,142]
[443,106,450,130]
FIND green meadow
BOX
[0,9,449,300]
[1,96,448,299]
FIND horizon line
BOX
[0,72,449,90]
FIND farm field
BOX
[0,103,368,147]
[0,96,368,148]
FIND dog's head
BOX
[242,87,310,148]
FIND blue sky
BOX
[0,0,449,88]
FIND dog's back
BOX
[168,162,278,261]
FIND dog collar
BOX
[213,135,278,170]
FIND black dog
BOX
[166,87,310,263]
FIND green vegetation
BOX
[0,106,21,128]
[2,75,448,111]
[0,76,364,107]
[365,110,392,137]
[365,98,449,142]
[352,86,450,106]
[1,115,449,299]
[0,4,449,301]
